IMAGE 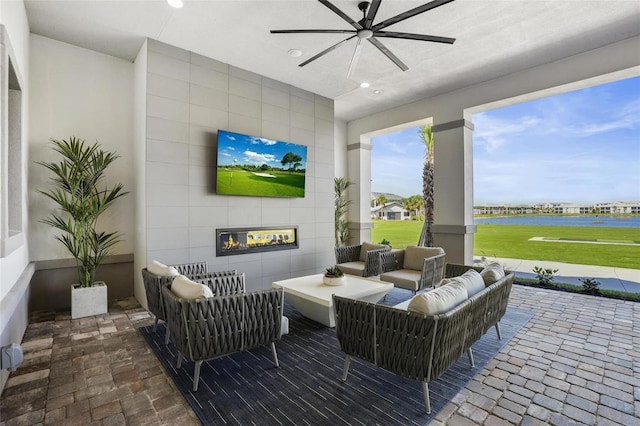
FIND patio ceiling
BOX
[23,0,640,121]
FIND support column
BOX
[431,118,476,265]
[347,140,373,244]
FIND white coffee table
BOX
[272,274,393,327]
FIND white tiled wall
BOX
[143,39,335,291]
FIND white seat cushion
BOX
[337,261,365,276]
[407,281,468,315]
[171,275,214,299]
[380,269,421,291]
[280,316,289,337]
[148,260,179,277]
[480,263,505,286]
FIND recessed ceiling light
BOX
[167,0,183,9]
[373,90,381,94]
[288,49,302,58]
[360,82,370,88]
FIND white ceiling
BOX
[23,0,640,121]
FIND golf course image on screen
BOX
[216,130,307,198]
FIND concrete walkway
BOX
[474,256,640,293]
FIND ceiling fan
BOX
[270,0,456,78]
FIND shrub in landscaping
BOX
[533,266,559,287]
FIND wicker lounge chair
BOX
[335,242,390,277]
[141,263,239,344]
[379,246,446,292]
[162,284,284,391]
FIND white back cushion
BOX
[407,281,468,315]
[480,263,505,286]
[148,260,179,276]
[451,269,486,297]
[403,246,445,271]
[359,242,387,262]
[171,275,214,299]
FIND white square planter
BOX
[71,281,108,319]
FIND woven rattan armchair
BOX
[379,246,446,292]
[162,284,284,391]
[141,265,240,345]
[335,242,390,277]
[333,269,514,414]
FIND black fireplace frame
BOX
[216,226,299,257]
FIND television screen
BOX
[216,130,307,198]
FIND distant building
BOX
[474,201,640,215]
[371,193,411,220]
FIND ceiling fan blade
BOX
[374,31,456,44]
[372,0,456,32]
[368,37,408,71]
[299,35,357,67]
[363,0,382,29]
[271,29,356,35]
[318,0,363,30]
[347,38,365,79]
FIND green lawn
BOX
[217,168,305,197]
[371,220,640,269]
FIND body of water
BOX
[474,215,640,228]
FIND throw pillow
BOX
[448,269,485,297]
[407,281,468,315]
[480,262,505,286]
[403,246,445,271]
[148,260,179,276]
[359,241,387,262]
[170,275,214,299]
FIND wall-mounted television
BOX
[216,130,307,198]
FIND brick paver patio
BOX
[1,285,638,425]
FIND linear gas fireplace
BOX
[216,226,299,257]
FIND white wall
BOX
[28,35,135,261]
[0,0,30,395]
[133,40,335,300]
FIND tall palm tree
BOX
[418,124,434,247]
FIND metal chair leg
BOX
[422,381,431,414]
[153,316,159,332]
[193,361,203,392]
[271,342,280,367]
[467,348,475,367]
[177,352,183,369]
[341,355,352,381]
[495,322,502,339]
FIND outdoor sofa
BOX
[333,263,514,413]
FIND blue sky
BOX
[218,130,307,168]
[371,76,640,204]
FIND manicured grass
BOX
[372,220,640,269]
[217,168,305,197]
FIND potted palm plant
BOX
[37,137,127,319]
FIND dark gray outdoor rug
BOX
[139,288,533,425]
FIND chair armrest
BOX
[335,244,362,264]
[379,250,404,273]
[170,261,208,276]
[190,273,245,296]
[445,263,482,278]
[363,246,391,277]
[243,288,284,348]
[419,253,446,291]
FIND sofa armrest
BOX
[335,244,362,264]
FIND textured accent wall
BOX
[138,39,335,293]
